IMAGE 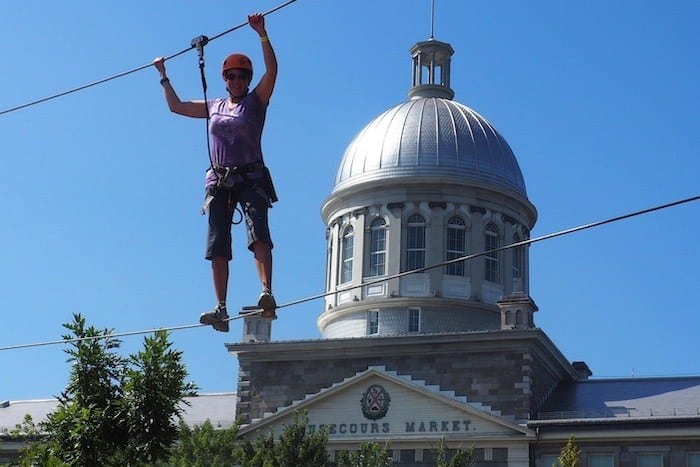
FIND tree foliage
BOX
[122,328,196,464]
[4,315,492,466]
[333,442,392,467]
[432,437,475,467]
[1,414,64,467]
[19,313,196,466]
[235,411,329,467]
[557,435,581,467]
[158,420,240,467]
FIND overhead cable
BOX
[0,0,297,117]
[0,194,696,353]
[281,194,700,309]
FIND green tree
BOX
[236,411,329,467]
[31,314,127,466]
[2,414,65,466]
[122,330,197,465]
[433,437,475,467]
[273,412,328,466]
[333,442,392,467]
[19,313,196,466]
[557,435,581,467]
[159,420,240,467]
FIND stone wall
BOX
[233,330,571,424]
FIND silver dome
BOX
[332,97,527,197]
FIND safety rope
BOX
[191,34,245,225]
[192,35,216,187]
[0,0,298,117]
[0,194,696,352]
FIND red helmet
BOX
[222,53,253,75]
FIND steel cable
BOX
[0,194,696,352]
[0,0,297,117]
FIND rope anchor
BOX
[190,35,210,63]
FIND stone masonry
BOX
[228,329,580,425]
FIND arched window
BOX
[446,216,467,276]
[339,226,354,284]
[367,218,386,277]
[484,223,500,283]
[405,214,426,271]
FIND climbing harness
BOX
[200,162,278,223]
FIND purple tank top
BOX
[205,92,267,187]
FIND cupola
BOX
[319,33,537,339]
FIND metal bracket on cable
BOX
[191,35,210,91]
[191,34,210,57]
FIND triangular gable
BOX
[239,366,533,441]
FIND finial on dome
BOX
[408,0,454,99]
[408,39,455,100]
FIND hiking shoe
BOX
[200,304,230,332]
[257,290,277,319]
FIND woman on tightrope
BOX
[153,13,278,332]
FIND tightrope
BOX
[0,194,696,352]
[0,0,297,117]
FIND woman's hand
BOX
[153,57,166,76]
[248,13,266,36]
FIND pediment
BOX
[239,366,534,441]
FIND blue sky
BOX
[0,1,698,401]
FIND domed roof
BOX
[332,97,528,197]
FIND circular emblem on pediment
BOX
[361,384,391,420]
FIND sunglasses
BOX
[225,71,249,81]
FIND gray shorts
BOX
[205,184,273,261]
